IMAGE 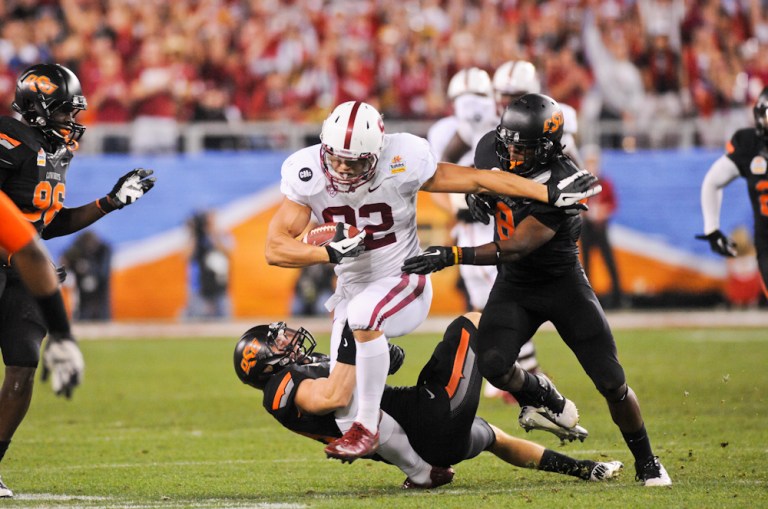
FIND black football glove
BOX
[547,169,601,210]
[325,223,366,264]
[695,230,737,257]
[402,246,455,275]
[388,343,406,375]
[465,193,495,224]
[41,334,85,399]
[106,168,156,210]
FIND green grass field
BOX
[2,326,766,508]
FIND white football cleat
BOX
[519,403,589,443]
[589,461,624,481]
[0,475,13,498]
[636,456,672,487]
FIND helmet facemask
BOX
[495,125,553,176]
[320,144,378,193]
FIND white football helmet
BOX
[320,101,385,193]
[493,60,541,111]
[447,67,493,101]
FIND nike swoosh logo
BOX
[368,183,383,192]
[342,338,348,347]
[423,388,435,399]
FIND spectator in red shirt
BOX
[580,144,625,309]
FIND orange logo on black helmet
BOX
[22,74,59,95]
[240,339,260,374]
[543,111,563,134]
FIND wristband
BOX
[336,323,356,365]
[456,247,476,265]
[96,196,118,214]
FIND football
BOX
[302,222,361,247]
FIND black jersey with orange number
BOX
[261,362,341,445]
[0,116,74,234]
[474,130,582,283]
[725,128,768,254]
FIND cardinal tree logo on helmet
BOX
[21,74,59,95]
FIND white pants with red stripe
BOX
[327,273,433,366]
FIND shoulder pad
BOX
[474,131,499,169]
[0,117,43,155]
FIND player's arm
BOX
[293,363,356,415]
[265,197,333,267]
[700,155,740,234]
[696,155,740,256]
[422,163,599,208]
[402,216,556,274]
[42,168,156,239]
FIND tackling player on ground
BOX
[234,312,623,489]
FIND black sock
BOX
[510,370,541,406]
[0,441,10,462]
[622,424,654,464]
[539,449,595,480]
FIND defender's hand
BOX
[465,194,494,224]
[402,246,455,275]
[696,230,737,257]
[548,170,601,209]
[41,335,85,399]
[326,223,366,264]
[388,343,405,375]
[107,168,156,209]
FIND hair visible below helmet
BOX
[447,67,493,101]
[320,101,384,193]
[495,93,564,176]
[493,61,541,111]
[233,322,316,390]
[12,63,87,146]
[754,87,768,142]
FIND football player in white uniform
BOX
[265,101,601,464]
[427,68,499,314]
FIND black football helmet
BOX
[754,86,768,143]
[495,93,564,176]
[12,63,87,146]
[233,322,316,389]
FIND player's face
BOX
[51,108,80,140]
[271,326,306,363]
[505,142,535,171]
[326,154,372,179]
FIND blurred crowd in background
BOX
[1,0,767,148]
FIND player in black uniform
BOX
[402,93,671,487]
[698,86,768,299]
[234,313,623,489]
[0,63,156,497]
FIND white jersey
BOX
[280,133,437,287]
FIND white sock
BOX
[355,334,390,432]
[376,412,432,484]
